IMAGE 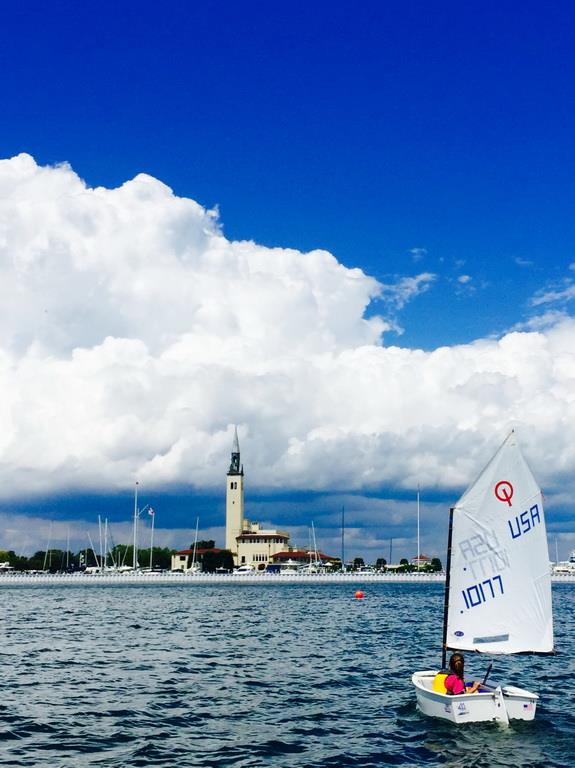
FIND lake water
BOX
[0,582,573,767]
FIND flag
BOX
[148,508,155,516]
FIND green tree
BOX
[430,557,443,572]
[191,539,215,550]
[352,557,364,570]
[9,553,30,571]
[375,558,387,571]
[0,550,19,565]
[202,549,234,573]
[220,550,234,572]
[137,547,174,570]
[26,551,49,571]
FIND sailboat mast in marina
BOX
[412,431,554,724]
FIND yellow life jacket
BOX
[432,672,448,693]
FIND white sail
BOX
[446,432,553,655]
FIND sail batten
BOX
[445,432,553,655]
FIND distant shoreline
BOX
[0,572,573,587]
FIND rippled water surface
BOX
[0,583,573,767]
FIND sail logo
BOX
[508,504,541,540]
[495,480,513,506]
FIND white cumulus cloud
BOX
[0,153,575,524]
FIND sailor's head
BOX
[449,653,465,676]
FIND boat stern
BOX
[502,686,539,721]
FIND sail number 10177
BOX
[462,574,504,609]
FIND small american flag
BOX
[148,508,155,516]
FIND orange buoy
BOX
[355,590,364,599]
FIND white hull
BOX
[412,671,538,724]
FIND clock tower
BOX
[225,426,245,559]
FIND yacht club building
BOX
[171,428,294,572]
[226,428,291,569]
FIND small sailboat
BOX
[412,431,554,724]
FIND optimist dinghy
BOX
[412,431,554,724]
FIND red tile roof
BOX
[174,548,224,555]
[271,550,337,562]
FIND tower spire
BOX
[228,426,242,475]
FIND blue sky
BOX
[1,0,575,561]
[4,0,575,348]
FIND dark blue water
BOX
[0,583,572,767]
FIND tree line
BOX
[0,546,174,572]
[0,541,235,573]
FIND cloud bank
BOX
[1,154,575,513]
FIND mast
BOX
[149,508,155,570]
[133,482,138,571]
[98,515,103,571]
[43,521,53,572]
[312,521,319,564]
[191,517,199,570]
[87,531,99,568]
[341,506,345,571]
[417,486,420,571]
[441,507,455,669]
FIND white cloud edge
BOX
[0,153,574,558]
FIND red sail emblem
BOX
[494,481,513,506]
